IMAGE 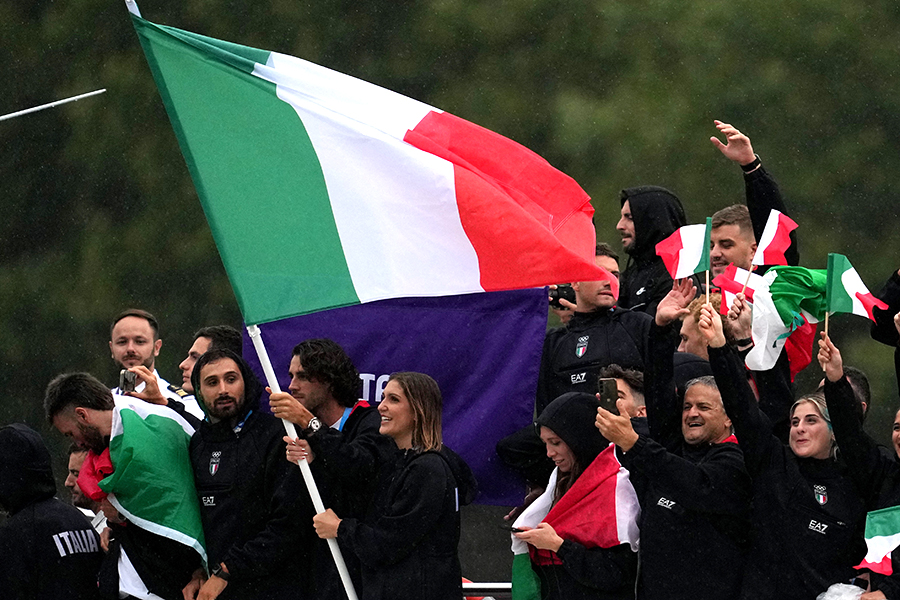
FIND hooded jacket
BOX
[531,393,638,600]
[618,186,688,315]
[189,350,314,599]
[337,443,477,600]
[0,424,102,599]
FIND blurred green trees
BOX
[1,0,897,449]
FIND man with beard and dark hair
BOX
[45,372,202,600]
[109,308,204,418]
[0,424,103,599]
[269,338,392,599]
[185,348,312,600]
[616,186,689,315]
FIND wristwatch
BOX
[304,416,323,437]
[211,563,230,581]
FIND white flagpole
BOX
[0,89,107,122]
[246,325,359,600]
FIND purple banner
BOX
[243,289,546,506]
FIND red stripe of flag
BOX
[760,212,798,265]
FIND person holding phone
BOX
[513,392,639,600]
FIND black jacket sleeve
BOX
[745,164,799,266]
[751,349,794,443]
[872,269,900,347]
[621,434,750,515]
[824,376,896,506]
[308,409,391,498]
[555,540,637,590]
[644,322,682,450]
[337,453,451,568]
[708,345,780,476]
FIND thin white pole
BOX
[0,89,107,122]
[246,324,359,600]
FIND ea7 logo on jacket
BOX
[210,450,222,476]
[808,520,828,535]
[656,497,676,510]
[575,336,589,358]
[571,372,587,384]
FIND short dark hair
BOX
[844,365,871,421]
[191,348,263,412]
[193,325,243,356]
[44,373,115,423]
[291,339,360,408]
[598,365,645,407]
[110,309,160,341]
[711,204,754,240]
[68,443,87,457]
[595,243,619,262]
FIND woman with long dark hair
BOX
[512,392,639,600]
[311,372,476,600]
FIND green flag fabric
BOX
[100,397,206,565]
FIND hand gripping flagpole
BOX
[247,324,359,600]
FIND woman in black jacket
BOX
[312,372,476,600]
[698,303,866,600]
[513,392,638,600]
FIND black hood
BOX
[673,352,713,403]
[0,424,57,515]
[536,392,607,469]
[620,186,687,260]
[438,445,479,506]
[191,348,264,424]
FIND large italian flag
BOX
[826,253,887,321]
[130,10,610,325]
[99,396,206,565]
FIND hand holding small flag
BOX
[817,333,844,382]
[698,303,726,349]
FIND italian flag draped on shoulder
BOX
[128,3,612,326]
[101,396,206,565]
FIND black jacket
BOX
[190,407,312,599]
[744,164,800,270]
[337,445,476,600]
[618,186,688,315]
[825,375,900,598]
[710,346,866,600]
[621,436,750,600]
[306,404,394,599]
[632,323,751,600]
[0,424,102,600]
[536,308,652,415]
[872,268,900,400]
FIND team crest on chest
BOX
[575,336,589,358]
[814,484,827,505]
[210,450,221,476]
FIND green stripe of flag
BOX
[826,252,854,314]
[132,16,359,324]
[698,216,712,273]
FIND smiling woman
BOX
[311,372,477,600]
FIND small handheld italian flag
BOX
[655,217,712,279]
[826,253,888,321]
[857,505,900,575]
[752,209,798,267]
